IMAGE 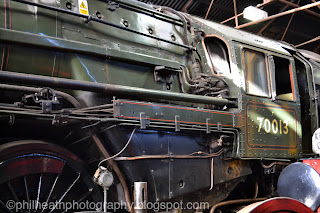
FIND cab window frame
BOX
[271,54,296,102]
[202,35,232,76]
[242,48,271,98]
[241,46,296,102]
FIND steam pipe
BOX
[114,150,224,160]
[0,83,81,108]
[181,66,194,83]
[0,71,236,106]
[156,6,198,70]
[181,68,196,87]
[156,6,189,47]
[180,13,195,42]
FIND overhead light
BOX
[243,6,268,22]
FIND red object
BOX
[303,159,320,174]
[238,197,313,213]
[303,159,320,213]
[0,156,65,182]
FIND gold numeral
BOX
[257,117,264,132]
[272,119,278,134]
[264,119,271,133]
[283,120,289,135]
[256,117,289,134]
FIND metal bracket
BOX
[217,122,222,131]
[23,87,60,114]
[140,112,150,129]
[264,166,276,174]
[52,110,70,126]
[42,100,53,114]
[175,115,180,132]
[154,66,174,88]
[107,1,119,11]
[52,114,69,126]
[232,113,235,128]
[206,118,211,133]
[9,114,15,125]
[113,100,121,118]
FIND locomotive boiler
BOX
[1,0,320,212]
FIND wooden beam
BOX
[281,0,300,41]
[236,1,320,29]
[198,0,233,13]
[257,0,293,35]
[233,0,238,27]
[278,0,320,19]
[313,44,320,54]
[310,0,320,10]
[295,36,320,48]
[221,0,275,24]
[205,0,214,19]
[181,0,193,13]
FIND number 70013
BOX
[256,117,289,134]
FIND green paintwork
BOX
[1,0,318,160]
[113,99,242,129]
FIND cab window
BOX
[243,49,270,97]
[204,37,231,75]
[274,56,295,101]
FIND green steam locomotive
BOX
[1,0,320,212]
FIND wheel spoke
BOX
[7,181,21,213]
[24,176,30,213]
[35,174,42,211]
[49,173,81,213]
[0,199,14,213]
[7,181,19,202]
[77,188,93,203]
[0,142,101,213]
[61,189,93,213]
[41,174,60,213]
